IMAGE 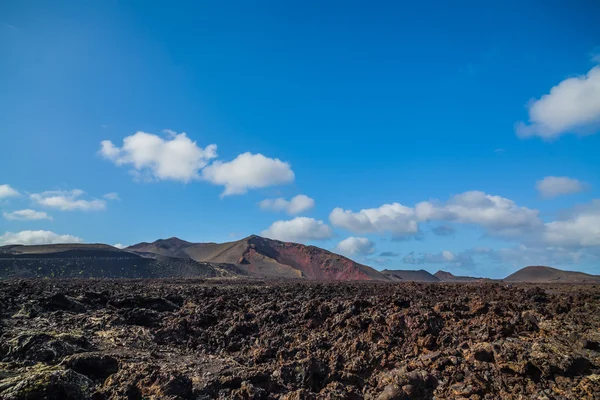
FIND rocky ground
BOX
[0,280,599,399]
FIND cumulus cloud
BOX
[0,230,83,245]
[261,217,333,243]
[100,131,217,182]
[516,66,600,139]
[0,184,19,199]
[202,152,295,196]
[432,225,456,236]
[3,209,52,221]
[334,237,375,256]
[103,192,120,201]
[329,203,419,236]
[259,194,315,215]
[543,199,600,248]
[536,176,586,198]
[30,190,106,211]
[379,251,399,257]
[330,192,540,239]
[416,191,541,235]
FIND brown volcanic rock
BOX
[381,269,440,282]
[2,280,600,399]
[505,266,600,283]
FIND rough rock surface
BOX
[0,280,599,399]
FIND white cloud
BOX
[202,152,295,196]
[113,243,126,249]
[329,203,419,236]
[415,191,541,235]
[543,200,600,248]
[31,190,106,211]
[536,176,586,198]
[103,192,120,201]
[3,209,52,221]
[330,192,541,238]
[516,66,600,139]
[261,217,333,243]
[259,194,315,215]
[0,184,19,199]
[100,131,217,182]
[334,237,375,256]
[0,230,83,245]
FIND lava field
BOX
[0,280,599,399]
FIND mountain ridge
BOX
[380,269,440,282]
[504,265,600,283]
[128,235,388,280]
[1,238,599,282]
[434,270,487,282]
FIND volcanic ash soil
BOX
[0,280,599,399]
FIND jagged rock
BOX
[62,353,119,381]
[377,384,408,400]
[115,307,163,327]
[583,340,600,351]
[1,279,599,399]
[1,332,90,363]
[41,293,87,313]
[0,368,93,400]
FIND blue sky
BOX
[1,1,600,278]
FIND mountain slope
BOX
[126,237,193,258]
[381,269,440,282]
[504,266,600,283]
[0,243,239,279]
[434,270,486,282]
[129,235,388,281]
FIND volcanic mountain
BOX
[126,237,193,257]
[504,266,600,283]
[380,269,440,282]
[127,235,388,280]
[434,270,487,282]
[0,243,241,279]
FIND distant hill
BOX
[504,266,600,283]
[128,235,388,281]
[0,243,239,279]
[0,243,121,256]
[4,240,599,283]
[127,237,193,257]
[434,270,486,282]
[381,269,440,282]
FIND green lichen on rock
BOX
[0,368,92,400]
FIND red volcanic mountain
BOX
[128,235,388,281]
